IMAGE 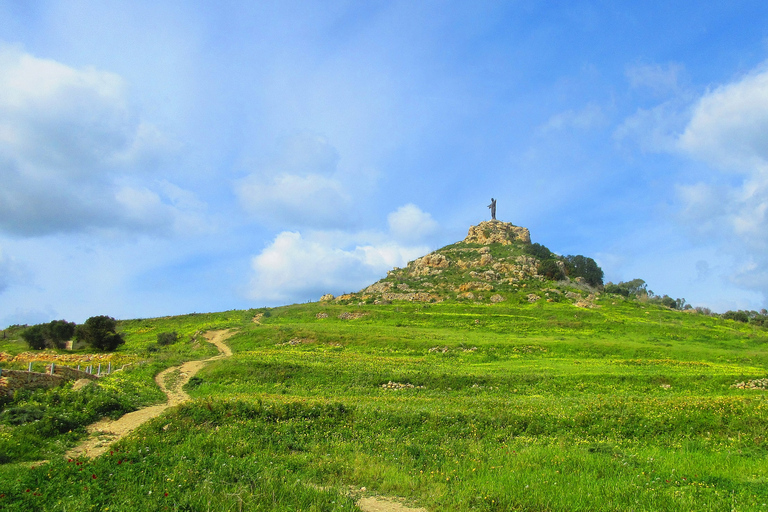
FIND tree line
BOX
[20,316,125,351]
[525,243,604,287]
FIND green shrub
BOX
[75,315,125,351]
[563,255,604,287]
[722,310,749,323]
[537,259,565,281]
[157,331,179,346]
[525,242,554,260]
[20,320,76,350]
[20,325,47,350]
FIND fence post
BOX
[108,361,111,374]
[97,363,101,377]
[28,362,32,372]
[50,363,55,375]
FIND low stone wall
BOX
[0,369,66,397]
[47,365,100,381]
[0,364,102,397]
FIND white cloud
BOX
[678,66,768,170]
[387,203,438,242]
[236,172,352,228]
[235,133,376,229]
[613,100,688,153]
[0,45,197,236]
[247,204,436,303]
[671,63,768,301]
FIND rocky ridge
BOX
[320,220,600,308]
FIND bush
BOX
[20,325,47,350]
[538,259,565,281]
[722,310,749,323]
[75,315,125,351]
[46,320,76,348]
[525,243,554,260]
[20,320,76,350]
[563,255,604,287]
[659,296,677,309]
[157,331,180,346]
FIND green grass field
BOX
[1,296,767,511]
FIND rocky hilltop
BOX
[464,220,530,245]
[322,221,601,308]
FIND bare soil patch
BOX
[356,496,427,512]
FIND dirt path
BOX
[63,330,423,511]
[356,496,427,512]
[66,329,235,459]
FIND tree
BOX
[46,320,76,349]
[21,325,47,350]
[525,242,554,260]
[537,259,565,281]
[20,320,76,350]
[659,295,677,309]
[76,315,125,351]
[722,310,749,323]
[563,255,604,288]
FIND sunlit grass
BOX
[1,298,767,510]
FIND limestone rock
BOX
[408,253,449,276]
[382,292,439,302]
[365,282,392,294]
[464,220,531,245]
[319,294,335,302]
[490,294,506,303]
[459,282,494,292]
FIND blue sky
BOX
[2,1,768,325]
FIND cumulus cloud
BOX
[0,45,199,236]
[613,100,689,153]
[387,203,438,242]
[671,64,768,298]
[235,133,375,229]
[247,231,428,303]
[246,204,437,303]
[678,65,768,170]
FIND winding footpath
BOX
[63,329,424,511]
[66,329,234,459]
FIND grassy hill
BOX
[1,223,767,511]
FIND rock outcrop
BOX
[318,219,601,308]
[464,220,531,245]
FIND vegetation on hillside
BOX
[0,297,767,510]
[1,226,767,510]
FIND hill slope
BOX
[1,225,768,511]
[327,220,603,307]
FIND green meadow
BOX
[1,297,768,511]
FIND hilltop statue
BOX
[488,198,497,220]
